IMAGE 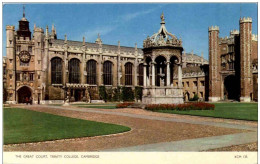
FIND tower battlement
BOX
[208,26,219,31]
[252,34,258,41]
[230,29,239,35]
[6,25,15,30]
[34,27,44,33]
[240,17,252,23]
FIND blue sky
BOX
[2,3,258,60]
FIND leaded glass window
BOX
[51,57,62,84]
[86,60,97,85]
[125,62,133,85]
[69,58,80,83]
[103,61,113,85]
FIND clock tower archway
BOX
[17,86,32,103]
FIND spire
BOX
[23,4,25,18]
[117,41,120,54]
[64,34,67,44]
[160,12,165,24]
[45,25,49,37]
[52,24,55,32]
[201,52,204,65]
[34,23,36,30]
[82,36,85,46]
[95,33,102,44]
[135,43,137,50]
[191,50,194,61]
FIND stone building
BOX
[4,10,210,104]
[208,17,258,102]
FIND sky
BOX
[2,3,258,60]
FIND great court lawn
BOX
[155,103,258,121]
[4,108,131,144]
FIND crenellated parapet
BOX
[230,29,239,36]
[208,26,219,31]
[6,25,15,31]
[252,34,258,41]
[240,17,252,23]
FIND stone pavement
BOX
[40,105,258,151]
[5,105,257,151]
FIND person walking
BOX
[25,97,29,105]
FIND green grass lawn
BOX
[155,103,258,121]
[4,108,130,144]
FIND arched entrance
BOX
[224,75,239,100]
[17,86,32,103]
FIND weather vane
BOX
[23,4,25,17]
[160,12,165,22]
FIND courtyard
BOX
[3,103,257,151]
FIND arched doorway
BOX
[17,86,32,103]
[224,75,239,100]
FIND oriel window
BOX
[103,61,113,85]
[86,60,97,85]
[125,62,133,85]
[69,58,80,83]
[51,57,62,84]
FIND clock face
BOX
[19,50,31,63]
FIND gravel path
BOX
[3,105,256,151]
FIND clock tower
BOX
[17,5,31,39]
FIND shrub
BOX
[99,86,107,102]
[134,86,143,101]
[122,87,134,102]
[116,102,134,108]
[189,93,199,101]
[145,102,215,111]
[106,87,113,102]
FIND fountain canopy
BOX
[143,12,183,49]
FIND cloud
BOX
[81,5,166,41]
[83,25,118,41]
[122,7,159,21]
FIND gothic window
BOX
[29,73,34,81]
[87,60,97,85]
[125,62,133,85]
[69,58,80,83]
[20,60,29,66]
[16,73,20,81]
[200,81,205,86]
[193,81,198,87]
[138,64,143,86]
[103,61,113,85]
[51,57,62,84]
[17,45,21,52]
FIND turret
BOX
[208,25,221,102]
[239,17,253,102]
[51,24,57,39]
[17,5,31,39]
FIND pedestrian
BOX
[25,97,29,105]
[29,96,32,105]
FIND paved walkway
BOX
[104,132,257,151]
[44,105,257,131]
[5,105,257,151]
